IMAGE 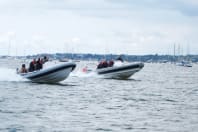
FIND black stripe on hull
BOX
[26,64,76,80]
[97,63,143,75]
[30,69,71,83]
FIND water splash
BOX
[71,70,98,78]
[0,67,26,82]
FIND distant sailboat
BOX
[176,60,192,67]
[175,43,192,67]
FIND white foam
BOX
[0,65,100,82]
[0,67,27,82]
[71,70,98,78]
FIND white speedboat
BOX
[19,62,76,83]
[96,62,144,79]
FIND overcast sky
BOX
[0,0,198,56]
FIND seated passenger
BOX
[102,60,108,68]
[108,60,114,67]
[97,61,103,69]
[97,60,109,69]
[20,64,27,73]
[29,59,36,72]
[43,56,48,63]
[40,56,49,68]
[36,58,42,70]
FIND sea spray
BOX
[0,67,26,82]
[70,70,98,78]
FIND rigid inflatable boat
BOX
[19,62,76,83]
[96,62,144,79]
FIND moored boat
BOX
[176,60,192,67]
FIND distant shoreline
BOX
[1,53,198,63]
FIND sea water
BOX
[0,59,198,131]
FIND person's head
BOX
[43,56,48,62]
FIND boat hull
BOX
[96,62,144,79]
[19,62,76,83]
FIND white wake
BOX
[0,67,26,82]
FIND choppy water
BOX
[0,59,198,132]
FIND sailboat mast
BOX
[173,43,175,63]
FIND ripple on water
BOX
[0,62,198,131]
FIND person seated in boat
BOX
[28,59,36,72]
[97,60,108,69]
[97,61,103,69]
[42,56,48,63]
[34,56,49,70]
[36,58,43,70]
[20,64,28,73]
[108,60,114,67]
[102,60,108,68]
[41,56,49,66]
